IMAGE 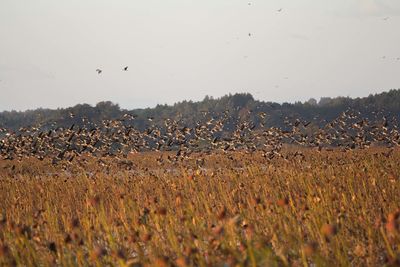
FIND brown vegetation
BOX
[0,148,399,266]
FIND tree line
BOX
[1,89,399,131]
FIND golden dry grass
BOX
[0,148,399,266]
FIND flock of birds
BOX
[0,109,399,167]
[91,6,397,77]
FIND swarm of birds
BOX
[0,108,399,168]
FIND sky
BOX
[0,0,400,111]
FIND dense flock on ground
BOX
[0,106,399,168]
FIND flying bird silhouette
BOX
[277,8,283,12]
[96,69,102,74]
[123,66,128,71]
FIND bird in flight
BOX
[277,8,283,12]
[96,69,102,74]
[123,66,128,71]
[383,17,389,21]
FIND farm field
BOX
[0,148,399,266]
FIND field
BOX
[0,148,399,266]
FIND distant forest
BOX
[1,89,400,131]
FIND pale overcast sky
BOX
[0,0,399,111]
